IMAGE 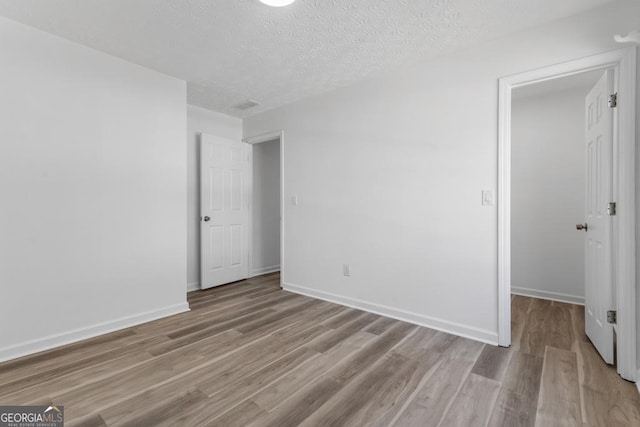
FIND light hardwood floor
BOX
[1,273,639,426]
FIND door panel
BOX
[209,226,224,271]
[584,70,614,364]
[200,134,249,289]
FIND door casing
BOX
[497,47,637,381]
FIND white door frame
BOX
[243,130,285,286]
[497,47,637,381]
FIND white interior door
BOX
[583,70,614,364]
[200,134,249,289]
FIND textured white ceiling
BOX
[0,0,615,117]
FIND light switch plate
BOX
[343,264,351,277]
[482,190,494,206]
[291,195,298,206]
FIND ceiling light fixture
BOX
[259,0,296,7]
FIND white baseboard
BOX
[283,282,498,345]
[0,302,190,364]
[511,286,584,305]
[187,281,201,292]
[251,265,280,278]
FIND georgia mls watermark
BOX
[0,406,64,427]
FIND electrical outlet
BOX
[343,264,351,277]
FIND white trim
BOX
[511,287,584,306]
[0,302,190,363]
[251,265,280,277]
[247,145,254,281]
[243,130,283,144]
[243,130,285,288]
[187,281,201,292]
[283,282,498,345]
[498,76,511,347]
[498,47,636,381]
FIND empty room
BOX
[0,1,639,426]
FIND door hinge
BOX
[608,93,617,108]
[607,310,617,324]
[607,202,617,216]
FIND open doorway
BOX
[250,138,281,277]
[508,69,623,376]
[510,70,601,308]
[497,47,637,382]
[244,130,285,286]
[198,130,284,290]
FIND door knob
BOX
[576,223,588,231]
[203,216,211,222]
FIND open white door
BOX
[582,70,614,364]
[200,134,249,289]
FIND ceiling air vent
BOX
[233,100,260,111]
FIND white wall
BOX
[244,1,640,345]
[511,87,588,304]
[0,17,188,362]
[252,139,281,276]
[186,105,242,291]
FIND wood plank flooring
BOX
[1,274,639,426]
